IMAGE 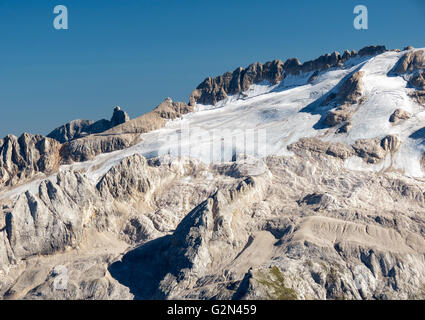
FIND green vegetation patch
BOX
[255,266,297,300]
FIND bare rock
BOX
[409,71,425,90]
[288,138,354,160]
[324,107,353,127]
[0,133,61,187]
[283,58,302,76]
[151,98,194,120]
[381,135,401,152]
[353,135,401,164]
[190,46,383,106]
[47,119,95,143]
[389,109,411,123]
[6,188,81,260]
[300,52,342,74]
[358,45,387,57]
[48,107,130,143]
[58,99,192,164]
[337,71,364,104]
[189,60,285,106]
[110,106,130,127]
[107,98,193,135]
[409,90,425,105]
[336,121,352,133]
[392,50,424,75]
[60,133,139,163]
[97,154,159,201]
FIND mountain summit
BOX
[1,45,425,300]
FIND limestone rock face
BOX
[352,135,401,164]
[106,98,193,135]
[110,106,130,127]
[190,46,382,106]
[321,71,364,129]
[47,107,130,143]
[390,50,425,97]
[3,45,425,301]
[324,107,353,127]
[189,61,285,106]
[323,71,364,107]
[97,154,160,201]
[60,133,139,163]
[288,138,354,160]
[409,90,425,105]
[7,188,80,260]
[50,99,192,165]
[392,50,425,75]
[1,149,425,300]
[47,119,95,144]
[389,109,411,123]
[358,45,387,57]
[0,133,61,187]
[410,72,425,90]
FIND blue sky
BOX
[0,0,424,137]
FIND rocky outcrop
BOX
[409,72,425,90]
[390,50,425,103]
[0,133,61,187]
[357,45,387,57]
[60,99,192,163]
[47,119,96,144]
[110,106,130,127]
[60,133,139,163]
[7,187,81,260]
[106,98,193,135]
[288,138,354,160]
[409,90,425,105]
[352,135,401,164]
[323,71,364,107]
[97,154,160,201]
[391,50,425,75]
[322,71,364,129]
[189,61,285,106]
[324,107,353,127]
[289,135,402,165]
[190,47,383,106]
[336,121,352,133]
[389,109,411,123]
[47,107,130,143]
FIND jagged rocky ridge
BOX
[0,45,398,188]
[2,152,425,299]
[189,45,386,106]
[1,45,425,300]
[0,98,193,186]
[0,134,61,187]
[47,106,130,144]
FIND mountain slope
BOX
[1,45,425,300]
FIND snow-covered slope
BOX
[74,49,425,179]
[1,48,425,199]
[2,47,425,301]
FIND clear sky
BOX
[0,0,424,137]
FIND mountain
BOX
[47,106,130,143]
[0,45,425,300]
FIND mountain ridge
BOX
[1,44,425,300]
